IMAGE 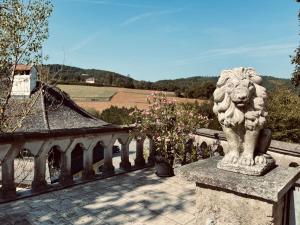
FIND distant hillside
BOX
[47,64,135,88]
[46,64,292,99]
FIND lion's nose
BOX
[238,94,247,101]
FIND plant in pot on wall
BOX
[131,92,209,177]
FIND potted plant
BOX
[131,92,209,177]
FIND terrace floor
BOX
[0,168,196,225]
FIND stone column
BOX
[82,145,95,180]
[1,159,16,199]
[147,138,156,166]
[175,157,300,225]
[31,152,48,192]
[59,151,73,186]
[135,137,146,168]
[102,143,115,176]
[1,143,23,199]
[120,140,132,171]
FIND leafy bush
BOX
[99,106,135,125]
[86,108,101,118]
[131,92,209,165]
[266,88,300,142]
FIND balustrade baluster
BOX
[59,151,73,186]
[135,137,146,168]
[147,138,156,166]
[120,139,132,171]
[32,152,48,192]
[102,142,115,176]
[83,141,96,180]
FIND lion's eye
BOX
[227,82,234,88]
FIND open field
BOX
[58,84,203,111]
[58,85,117,101]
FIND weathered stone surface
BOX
[0,168,196,225]
[175,157,300,202]
[213,67,273,174]
[195,185,284,225]
[217,154,275,176]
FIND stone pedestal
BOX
[175,157,300,225]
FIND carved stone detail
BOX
[213,67,275,175]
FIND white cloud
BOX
[62,0,155,9]
[174,42,296,66]
[70,32,100,52]
[120,8,184,26]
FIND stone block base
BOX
[134,158,146,168]
[31,180,48,192]
[120,161,132,171]
[217,155,275,176]
[175,157,300,225]
[196,186,283,225]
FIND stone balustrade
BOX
[0,127,156,202]
[193,128,300,167]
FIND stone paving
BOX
[0,168,196,225]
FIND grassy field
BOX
[58,85,117,101]
[58,84,202,112]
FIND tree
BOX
[0,0,53,131]
[291,1,300,88]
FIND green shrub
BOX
[99,106,135,125]
[131,92,210,165]
[86,108,101,118]
[266,88,300,142]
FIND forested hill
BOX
[46,64,292,99]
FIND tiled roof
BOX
[14,64,33,71]
[6,82,117,133]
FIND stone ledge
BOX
[175,156,300,202]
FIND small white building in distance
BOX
[11,64,38,98]
[85,77,95,84]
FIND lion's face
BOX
[225,77,255,108]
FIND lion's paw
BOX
[222,151,239,164]
[238,155,255,166]
[255,155,267,165]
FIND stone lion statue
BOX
[213,67,270,168]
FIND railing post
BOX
[147,138,156,166]
[102,142,115,176]
[59,150,73,186]
[120,139,132,171]
[82,140,97,180]
[31,152,48,192]
[1,158,16,199]
[135,137,146,168]
[1,143,23,199]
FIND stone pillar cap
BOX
[175,157,300,202]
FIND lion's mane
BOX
[213,67,267,131]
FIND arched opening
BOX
[112,139,122,172]
[213,145,224,157]
[71,143,84,180]
[197,142,208,159]
[47,146,62,184]
[93,142,104,174]
[14,148,34,191]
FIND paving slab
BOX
[0,168,195,225]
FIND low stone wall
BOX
[194,128,300,167]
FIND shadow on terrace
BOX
[0,168,196,225]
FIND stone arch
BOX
[47,145,63,184]
[92,142,104,173]
[14,148,34,190]
[71,143,84,178]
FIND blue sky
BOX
[44,0,299,81]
